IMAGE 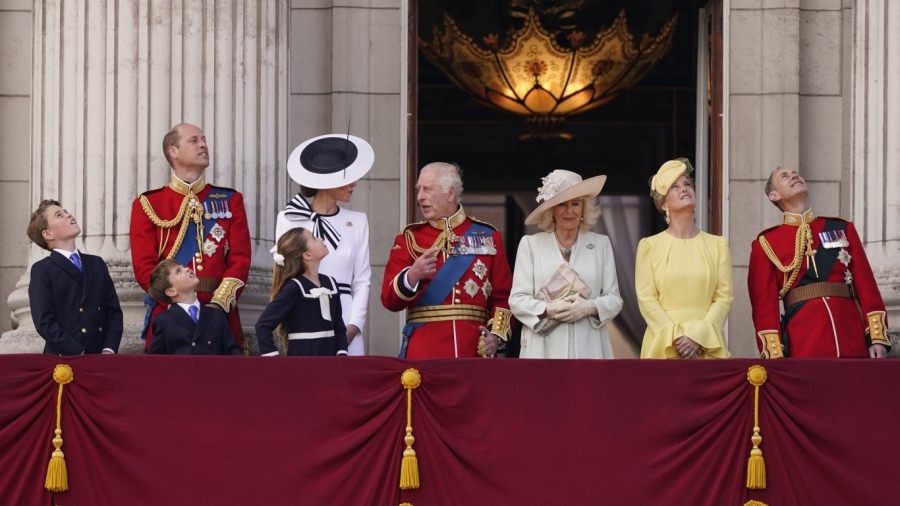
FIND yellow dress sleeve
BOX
[635,237,681,358]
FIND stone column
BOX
[2,0,288,353]
[727,1,802,358]
[849,0,900,337]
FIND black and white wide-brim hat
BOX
[287,134,374,189]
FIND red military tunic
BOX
[130,175,251,349]
[381,206,513,358]
[748,209,889,358]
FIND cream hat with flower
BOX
[524,170,607,225]
[649,158,694,200]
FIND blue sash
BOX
[399,222,492,358]
[141,187,235,340]
[173,188,234,266]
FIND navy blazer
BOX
[148,303,243,356]
[29,250,124,355]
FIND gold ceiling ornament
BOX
[419,8,678,140]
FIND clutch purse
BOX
[537,263,592,302]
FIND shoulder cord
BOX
[758,223,816,298]
[139,193,204,260]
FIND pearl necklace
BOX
[554,231,576,260]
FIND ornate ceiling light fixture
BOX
[419,8,678,140]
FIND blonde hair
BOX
[535,197,601,233]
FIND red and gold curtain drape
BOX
[0,355,896,505]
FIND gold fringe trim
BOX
[744,501,768,506]
[746,365,768,490]
[45,364,74,493]
[399,368,421,490]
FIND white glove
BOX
[555,295,597,323]
[545,299,570,320]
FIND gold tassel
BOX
[45,364,74,493]
[746,365,768,490]
[744,501,768,506]
[399,368,421,490]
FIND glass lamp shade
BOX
[420,9,678,140]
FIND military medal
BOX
[203,239,218,257]
[203,202,212,220]
[838,249,851,267]
[224,202,233,219]
[472,259,487,280]
[464,279,479,297]
[819,230,849,249]
[481,279,493,298]
[210,223,226,242]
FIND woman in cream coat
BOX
[636,158,733,359]
[510,170,623,358]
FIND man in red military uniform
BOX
[381,162,513,358]
[130,123,251,351]
[748,166,890,358]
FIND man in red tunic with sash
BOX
[130,124,251,351]
[748,166,889,358]
[381,162,513,358]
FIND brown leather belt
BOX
[197,277,222,293]
[783,282,851,306]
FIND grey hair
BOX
[421,162,464,198]
[535,196,601,233]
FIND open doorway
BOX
[408,0,724,356]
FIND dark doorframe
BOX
[406,0,419,223]
[708,0,724,235]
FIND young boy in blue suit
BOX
[146,259,243,355]
[27,199,123,355]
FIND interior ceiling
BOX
[417,0,702,195]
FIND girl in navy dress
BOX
[256,227,348,356]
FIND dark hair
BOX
[162,124,187,167]
[148,259,182,305]
[26,199,62,250]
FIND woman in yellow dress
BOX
[636,158,733,359]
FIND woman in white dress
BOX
[274,134,373,356]
[509,170,623,358]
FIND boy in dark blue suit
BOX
[146,259,243,355]
[27,199,123,355]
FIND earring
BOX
[665,209,670,225]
